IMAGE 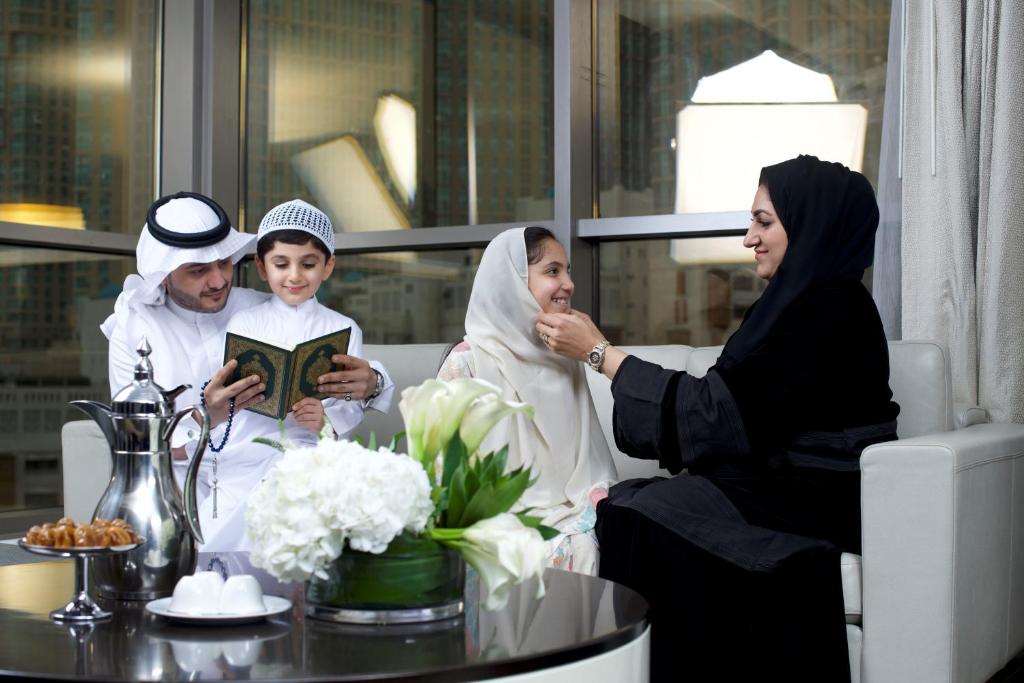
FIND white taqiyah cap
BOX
[257,199,335,253]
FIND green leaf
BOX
[490,446,509,480]
[442,433,468,489]
[434,486,449,516]
[459,481,498,527]
[388,431,406,452]
[251,436,286,452]
[463,462,480,500]
[447,467,467,528]
[514,513,560,540]
[478,446,508,486]
[351,434,364,446]
[367,432,377,451]
[486,467,531,517]
[515,513,543,528]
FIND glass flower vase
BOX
[305,533,465,624]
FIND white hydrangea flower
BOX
[246,439,434,583]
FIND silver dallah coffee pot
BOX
[71,338,210,600]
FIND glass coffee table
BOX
[0,552,649,682]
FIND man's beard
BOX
[165,281,231,313]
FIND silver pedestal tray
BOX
[17,538,143,622]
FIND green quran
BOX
[223,327,352,419]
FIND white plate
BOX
[145,595,292,625]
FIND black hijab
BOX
[717,155,880,369]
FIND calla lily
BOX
[399,379,448,464]
[400,378,504,468]
[444,513,547,610]
[436,378,497,447]
[459,394,535,455]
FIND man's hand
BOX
[200,359,266,428]
[316,354,377,401]
[292,397,326,432]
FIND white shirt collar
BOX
[269,294,319,317]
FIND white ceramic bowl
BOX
[218,575,266,615]
[169,571,225,615]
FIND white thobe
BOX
[196,295,394,552]
[225,295,391,444]
[102,288,394,552]
[104,287,272,448]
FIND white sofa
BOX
[62,340,1024,683]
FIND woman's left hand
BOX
[536,310,605,361]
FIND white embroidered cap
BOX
[257,199,335,253]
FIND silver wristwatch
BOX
[363,368,384,408]
[587,340,611,372]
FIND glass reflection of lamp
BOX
[671,49,868,266]
[373,94,417,206]
[0,204,85,229]
[292,135,410,234]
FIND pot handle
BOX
[176,405,210,545]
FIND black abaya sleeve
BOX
[611,356,750,473]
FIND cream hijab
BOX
[465,228,617,529]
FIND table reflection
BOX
[0,552,647,681]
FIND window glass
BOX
[0,247,135,512]
[599,238,767,346]
[595,0,891,216]
[241,248,483,345]
[0,1,159,232]
[244,0,554,232]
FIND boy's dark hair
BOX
[524,226,557,265]
[256,229,332,262]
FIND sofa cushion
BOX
[585,346,692,481]
[886,340,953,438]
[360,343,451,443]
[842,552,862,624]
[686,345,724,378]
[62,420,112,521]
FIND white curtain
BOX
[872,0,904,341]
[900,0,1024,422]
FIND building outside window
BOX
[0,1,157,514]
[594,0,891,346]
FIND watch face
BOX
[589,351,601,365]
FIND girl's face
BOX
[743,184,789,280]
[527,238,574,314]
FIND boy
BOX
[198,199,385,550]
[226,198,383,444]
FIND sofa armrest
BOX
[860,423,1024,683]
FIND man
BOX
[101,191,393,503]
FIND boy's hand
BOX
[292,397,325,432]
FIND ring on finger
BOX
[540,332,550,344]
[344,392,352,402]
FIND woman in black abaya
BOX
[536,155,900,682]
